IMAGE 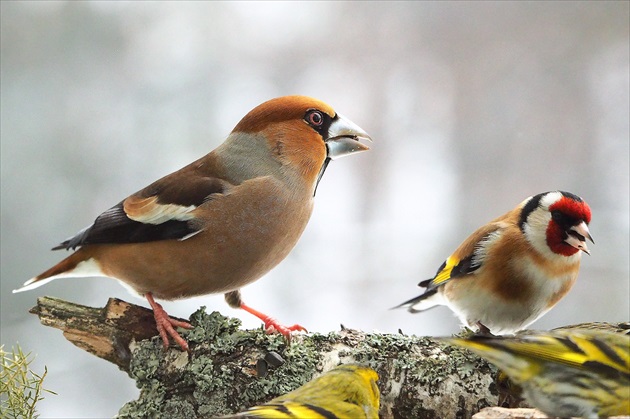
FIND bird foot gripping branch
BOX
[145,293,193,352]
[240,303,307,339]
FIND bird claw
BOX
[239,302,307,341]
[146,293,192,352]
[264,319,307,338]
[154,315,192,352]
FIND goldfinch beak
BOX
[325,114,371,160]
[566,221,594,255]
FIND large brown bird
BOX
[15,95,371,351]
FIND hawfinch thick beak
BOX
[566,221,594,255]
[325,114,371,160]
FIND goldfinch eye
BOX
[305,110,324,127]
[551,210,565,222]
[551,210,574,226]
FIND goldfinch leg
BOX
[145,293,193,351]
[475,322,496,336]
[239,302,307,338]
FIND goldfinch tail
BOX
[392,289,444,313]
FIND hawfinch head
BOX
[231,96,371,191]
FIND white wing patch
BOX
[471,229,503,270]
[125,195,197,225]
[130,203,197,224]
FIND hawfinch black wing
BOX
[53,175,231,250]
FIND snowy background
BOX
[2,2,628,417]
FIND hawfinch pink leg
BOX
[146,293,193,351]
[240,303,307,338]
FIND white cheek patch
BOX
[523,210,555,260]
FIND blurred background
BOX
[1,1,628,417]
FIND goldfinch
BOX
[222,364,380,419]
[14,96,371,351]
[444,329,630,418]
[396,191,593,335]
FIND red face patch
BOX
[549,196,592,224]
[546,196,591,256]
[546,223,580,256]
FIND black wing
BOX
[53,176,230,250]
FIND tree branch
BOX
[29,296,499,418]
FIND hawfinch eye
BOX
[305,110,324,127]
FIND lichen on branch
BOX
[118,309,496,418]
[30,297,496,418]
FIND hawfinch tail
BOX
[15,95,371,351]
[396,191,593,335]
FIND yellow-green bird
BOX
[445,329,630,418]
[494,322,630,409]
[222,364,380,419]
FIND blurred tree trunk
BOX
[30,296,497,419]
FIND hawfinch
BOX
[396,191,593,335]
[15,95,371,351]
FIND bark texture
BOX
[30,296,500,418]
